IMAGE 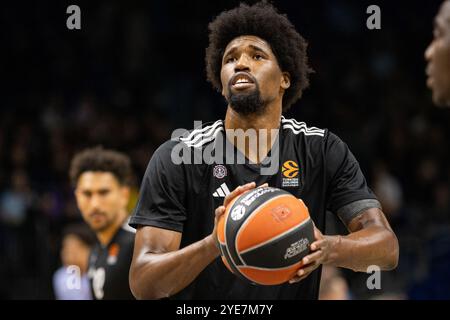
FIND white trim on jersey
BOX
[180,119,222,142]
[213,183,231,198]
[281,116,325,136]
[187,126,224,148]
[281,117,324,133]
[180,120,224,148]
[179,117,323,148]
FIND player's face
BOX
[425,1,450,107]
[220,35,290,113]
[75,172,129,233]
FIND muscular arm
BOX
[291,207,399,283]
[324,207,399,272]
[129,226,219,300]
[129,182,257,299]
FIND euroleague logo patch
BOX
[231,205,246,221]
[282,160,300,187]
[107,243,120,265]
[282,160,299,178]
[213,165,227,179]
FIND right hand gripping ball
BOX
[217,187,314,285]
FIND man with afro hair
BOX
[129,1,399,300]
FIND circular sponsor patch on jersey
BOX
[231,205,246,221]
[213,165,227,179]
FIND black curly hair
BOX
[205,1,312,112]
[69,146,132,187]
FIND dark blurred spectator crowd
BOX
[1,0,449,299]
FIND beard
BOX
[87,211,114,232]
[227,83,267,116]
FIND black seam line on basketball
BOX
[220,243,245,279]
[234,194,290,267]
[238,261,304,271]
[225,189,289,268]
[179,120,222,143]
[235,261,304,285]
[225,192,256,267]
[234,194,288,266]
[233,194,290,266]
[239,216,312,255]
[224,195,244,267]
[239,217,310,256]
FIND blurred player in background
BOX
[128,2,398,300]
[53,223,96,300]
[70,147,135,300]
[425,0,450,107]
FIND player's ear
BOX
[281,72,290,90]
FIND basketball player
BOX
[53,223,96,300]
[425,0,450,107]
[129,2,399,299]
[70,147,135,300]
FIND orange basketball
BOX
[217,186,314,285]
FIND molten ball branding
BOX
[283,238,310,260]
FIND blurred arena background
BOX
[1,0,450,299]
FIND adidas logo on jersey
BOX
[213,183,230,198]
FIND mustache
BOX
[89,211,107,218]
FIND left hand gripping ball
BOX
[217,186,314,285]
